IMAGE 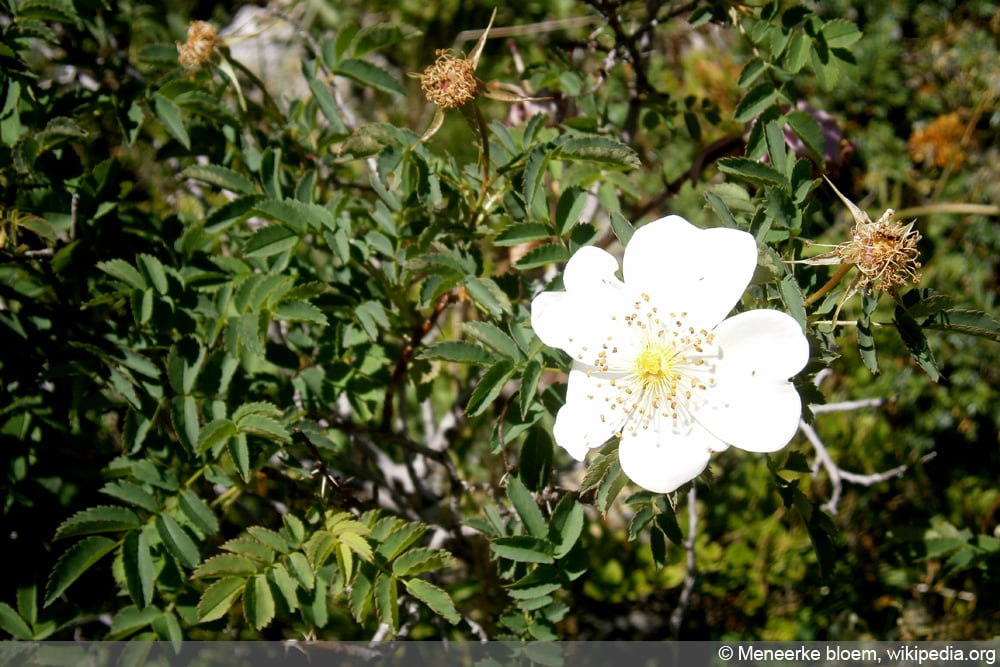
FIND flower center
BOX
[581,292,720,437]
[634,343,679,389]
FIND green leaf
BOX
[155,514,201,569]
[122,530,155,609]
[17,0,79,23]
[167,338,205,395]
[338,122,402,157]
[274,300,328,325]
[419,341,496,365]
[555,186,590,234]
[519,428,553,492]
[16,585,37,629]
[281,514,306,546]
[779,275,808,328]
[351,22,419,56]
[197,419,237,454]
[519,359,543,420]
[253,199,337,234]
[268,564,299,612]
[197,577,246,623]
[108,604,159,638]
[466,360,516,417]
[513,242,571,270]
[548,494,584,559]
[610,211,634,246]
[507,568,562,600]
[494,223,552,247]
[734,82,780,123]
[785,109,825,165]
[404,578,460,624]
[391,548,454,577]
[373,521,424,562]
[491,536,555,564]
[194,554,259,578]
[54,505,141,540]
[858,292,879,374]
[822,18,862,47]
[654,501,685,547]
[348,566,374,621]
[244,224,299,258]
[738,57,768,87]
[335,58,404,96]
[152,92,190,149]
[555,136,640,169]
[237,413,291,443]
[232,400,281,421]
[464,276,512,318]
[229,434,251,482]
[0,603,33,640]
[98,258,146,290]
[507,475,548,539]
[244,573,276,630]
[783,30,811,73]
[717,157,789,190]
[923,309,1000,342]
[247,526,290,554]
[373,572,399,632]
[221,536,276,563]
[152,609,183,643]
[178,489,219,536]
[286,552,315,590]
[170,395,200,453]
[463,321,522,360]
[181,164,256,195]
[894,306,939,381]
[137,254,169,295]
[596,460,627,516]
[339,529,376,563]
[45,536,117,607]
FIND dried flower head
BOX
[836,207,922,293]
[420,50,480,110]
[793,177,924,326]
[177,21,221,69]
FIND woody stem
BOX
[804,264,853,307]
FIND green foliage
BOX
[2,0,998,642]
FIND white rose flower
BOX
[531,215,809,493]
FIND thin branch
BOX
[669,484,698,638]
[381,290,458,432]
[800,419,936,514]
[810,397,885,414]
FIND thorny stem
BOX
[292,429,363,511]
[803,263,852,307]
[381,290,458,432]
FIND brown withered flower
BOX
[420,49,480,111]
[177,21,222,69]
[413,7,546,172]
[795,177,923,324]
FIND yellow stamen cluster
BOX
[837,209,922,293]
[177,21,221,69]
[578,293,718,436]
[420,50,479,109]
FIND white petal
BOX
[530,247,636,362]
[623,215,757,326]
[617,423,716,493]
[694,309,808,453]
[713,310,810,379]
[562,245,624,292]
[551,365,622,459]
